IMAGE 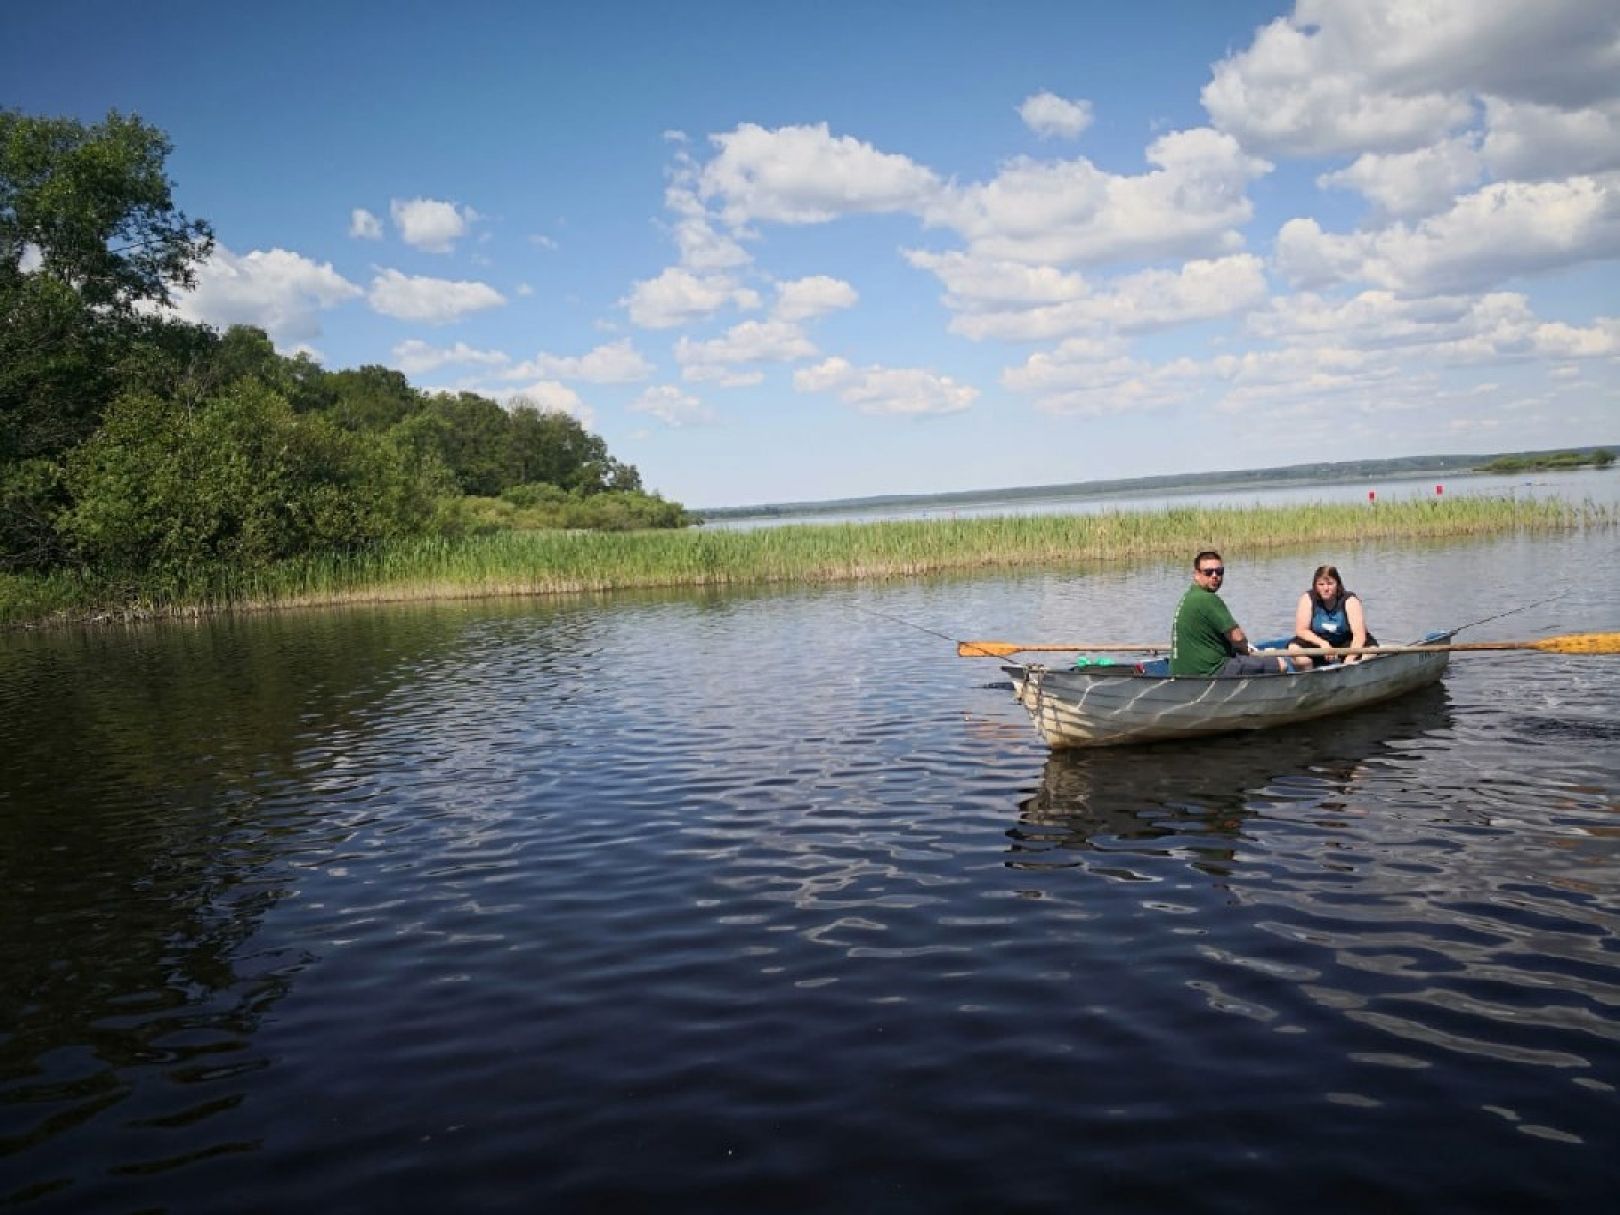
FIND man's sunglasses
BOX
[1198,566,1225,576]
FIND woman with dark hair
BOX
[1291,565,1376,665]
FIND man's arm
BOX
[1233,622,1307,671]
[1226,624,1256,654]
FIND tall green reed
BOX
[3,495,1610,627]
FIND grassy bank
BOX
[3,495,1612,628]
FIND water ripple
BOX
[3,548,1619,1210]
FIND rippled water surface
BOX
[3,531,1618,1212]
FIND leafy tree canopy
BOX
[1,110,214,465]
[1,109,213,311]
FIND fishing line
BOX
[846,601,966,648]
[1452,591,1565,636]
[846,602,1028,685]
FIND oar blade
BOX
[1534,631,1620,655]
[957,641,1023,658]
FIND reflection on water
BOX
[1005,677,1620,1159]
[0,607,490,1205]
[1011,686,1454,879]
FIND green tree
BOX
[424,391,514,495]
[1,109,214,463]
[602,456,643,493]
[1,109,212,310]
[323,364,420,430]
[507,401,642,494]
[180,324,337,414]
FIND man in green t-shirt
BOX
[1170,550,1300,677]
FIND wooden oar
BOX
[1261,633,1620,658]
[956,632,1620,659]
[957,641,1167,657]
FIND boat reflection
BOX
[1007,684,1453,879]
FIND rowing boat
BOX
[1005,632,1454,749]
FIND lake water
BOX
[2,526,1619,1211]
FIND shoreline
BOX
[696,453,1617,521]
[4,496,1612,631]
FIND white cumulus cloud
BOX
[622,267,760,329]
[1317,135,1484,218]
[508,339,653,383]
[699,122,943,226]
[392,339,510,375]
[905,249,1089,308]
[1003,341,1153,396]
[771,276,858,322]
[676,320,818,383]
[1242,287,1620,367]
[367,269,506,323]
[171,245,362,347]
[665,177,753,271]
[390,197,479,253]
[1019,91,1094,140]
[926,129,1270,266]
[1001,342,1194,417]
[793,356,978,416]
[349,208,383,239]
[937,255,1269,342]
[1276,173,1620,294]
[1482,98,1620,181]
[628,384,715,427]
[505,380,593,426]
[1202,0,1620,158]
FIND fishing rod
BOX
[847,602,1163,656]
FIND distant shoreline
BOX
[697,445,1619,520]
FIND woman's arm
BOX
[1293,592,1325,645]
[1344,594,1368,663]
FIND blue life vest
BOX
[1310,593,1355,646]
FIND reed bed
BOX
[4,495,1612,627]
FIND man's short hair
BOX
[1194,549,1222,569]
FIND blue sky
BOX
[6,0,1617,507]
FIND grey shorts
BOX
[1218,654,1285,677]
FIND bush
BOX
[59,381,453,578]
[499,482,571,510]
[0,457,70,571]
[481,484,694,531]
